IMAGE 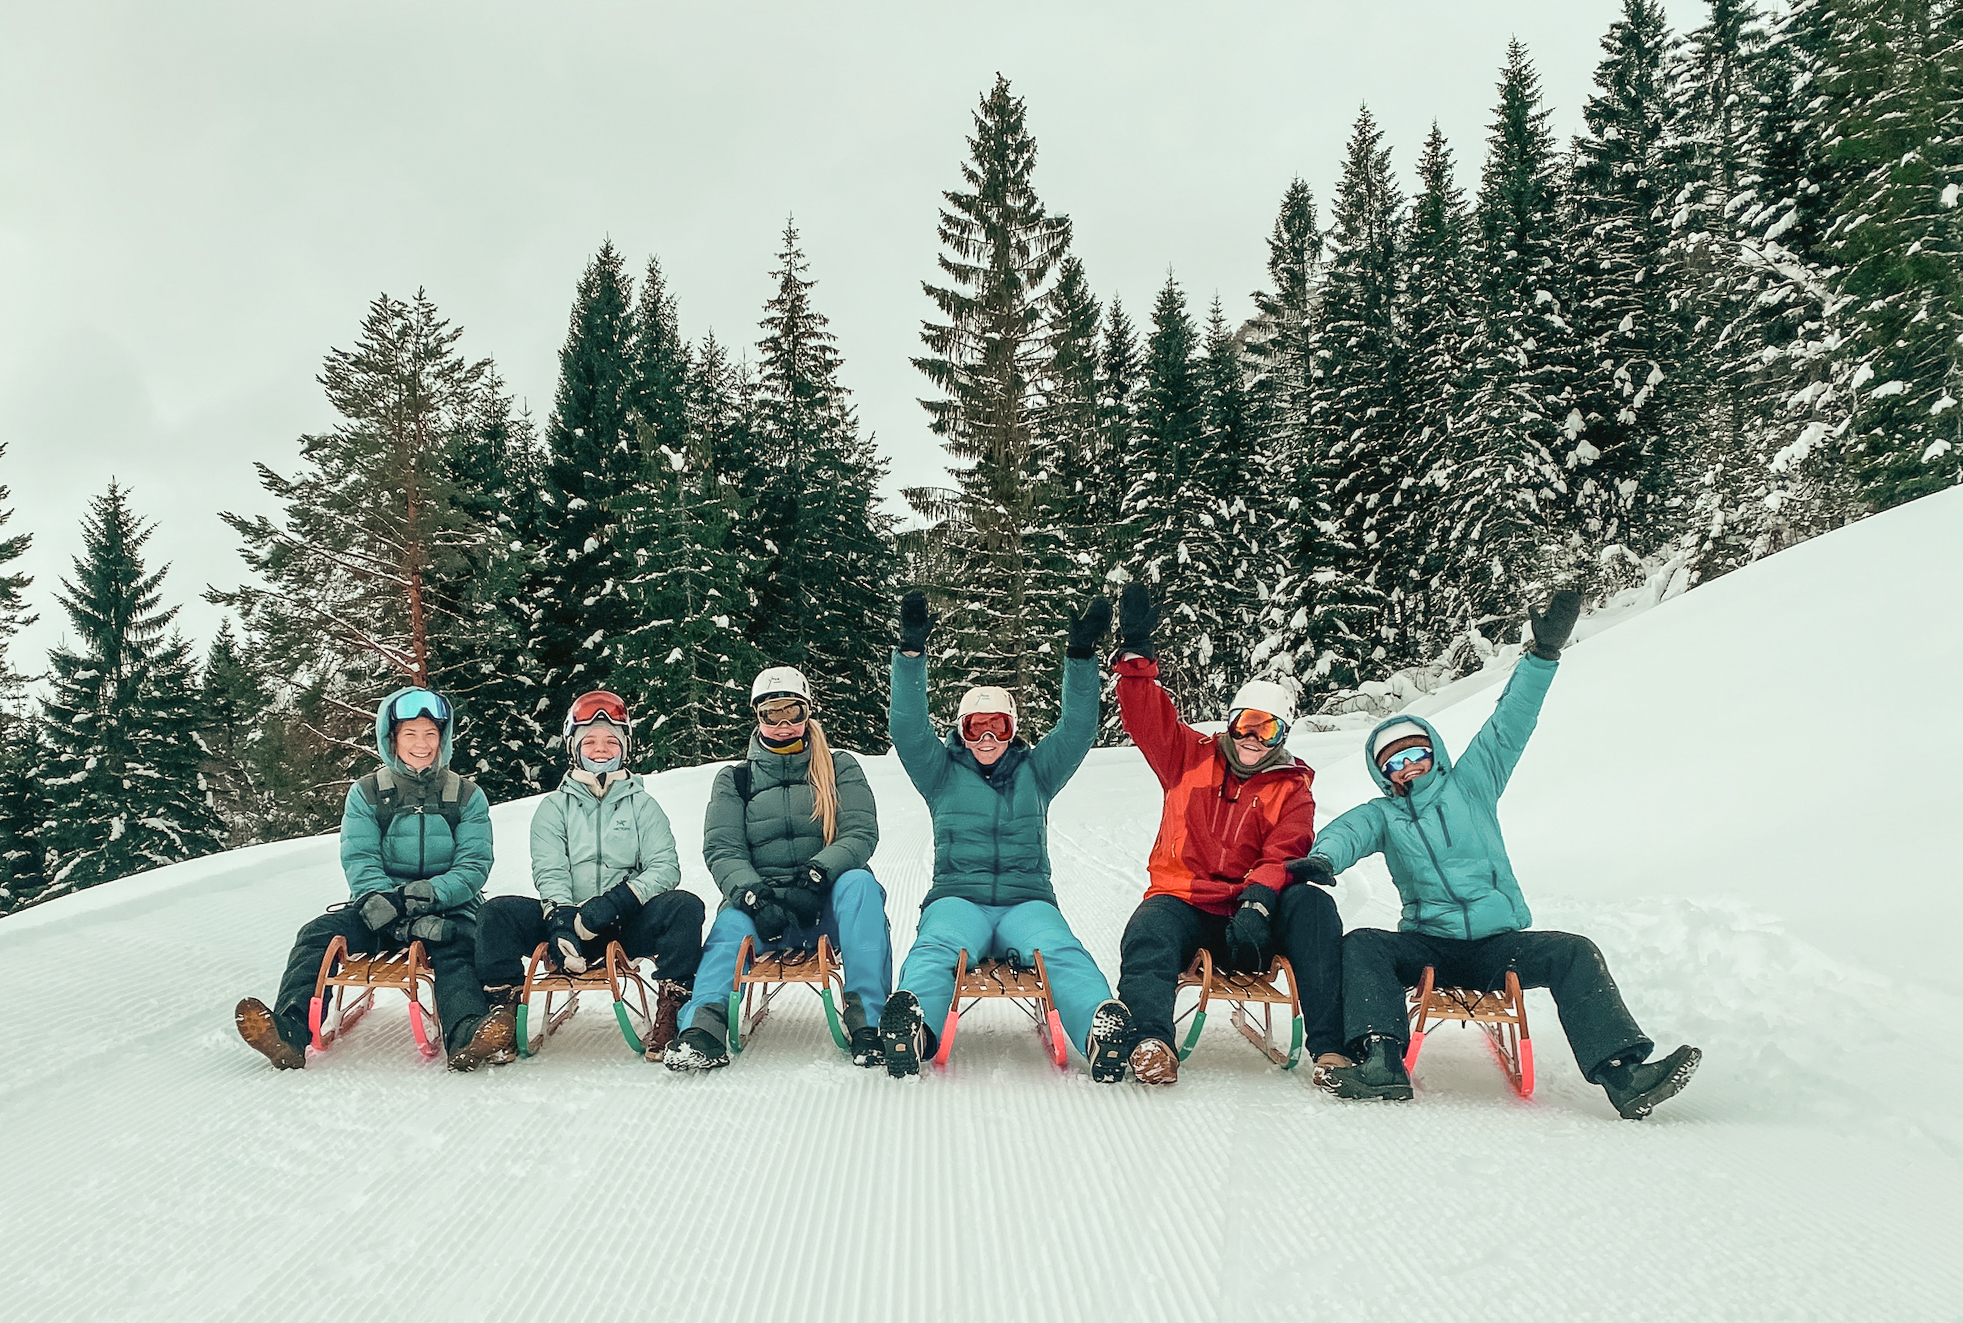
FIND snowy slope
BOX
[3,490,1960,1323]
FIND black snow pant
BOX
[474,891,705,991]
[1117,887,1344,1058]
[1341,927,1652,1082]
[271,905,490,1054]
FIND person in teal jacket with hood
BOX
[235,686,512,1072]
[475,691,702,1059]
[878,590,1131,1083]
[1296,593,1701,1120]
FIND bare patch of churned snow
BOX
[2,489,1959,1321]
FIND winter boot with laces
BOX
[1086,1000,1132,1083]
[235,997,307,1070]
[1128,1037,1180,1086]
[447,1004,517,1072]
[645,979,689,1058]
[849,1024,885,1069]
[1315,1034,1414,1101]
[880,990,926,1078]
[663,1026,730,1072]
[1599,1045,1701,1120]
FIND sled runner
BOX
[1403,966,1534,1097]
[309,935,440,1060]
[1172,950,1304,1069]
[726,934,852,1056]
[930,948,1068,1069]
[514,940,657,1057]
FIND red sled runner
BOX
[309,934,441,1060]
[931,948,1069,1069]
[515,940,659,1058]
[1173,949,1304,1069]
[726,934,852,1056]
[1404,965,1534,1097]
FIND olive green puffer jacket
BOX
[701,733,879,909]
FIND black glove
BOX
[1066,596,1113,659]
[1286,856,1337,888]
[796,862,831,893]
[402,878,438,916]
[576,881,641,937]
[548,904,587,973]
[899,590,937,655]
[778,885,822,929]
[1116,583,1159,661]
[742,887,793,943]
[358,889,406,933]
[1222,883,1278,973]
[1529,589,1583,661]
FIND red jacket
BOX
[1114,656,1317,915]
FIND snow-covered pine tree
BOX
[1566,0,1689,564]
[0,445,40,908]
[1095,296,1146,578]
[39,484,223,898]
[913,75,1076,724]
[198,618,270,848]
[748,221,896,751]
[1190,298,1266,699]
[1816,0,1963,507]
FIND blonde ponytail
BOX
[806,717,838,845]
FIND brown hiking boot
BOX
[1129,1037,1180,1086]
[447,1004,516,1072]
[236,997,306,1070]
[646,979,688,1058]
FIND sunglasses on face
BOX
[961,711,1014,743]
[1227,708,1289,748]
[1382,746,1434,775]
[755,699,809,726]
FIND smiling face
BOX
[579,727,622,764]
[964,729,1009,766]
[393,715,442,771]
[1233,734,1275,764]
[1388,756,1434,790]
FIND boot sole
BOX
[1315,1070,1413,1101]
[447,1006,516,1072]
[1616,1046,1701,1120]
[235,998,306,1070]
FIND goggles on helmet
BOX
[755,697,810,727]
[960,711,1015,744]
[562,690,630,742]
[1381,745,1434,775]
[1227,707,1288,748]
[390,688,452,727]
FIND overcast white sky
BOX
[0,0,1687,677]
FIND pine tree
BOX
[39,484,222,898]
[0,445,40,908]
[199,619,270,848]
[1025,255,1109,667]
[913,75,1076,723]
[749,221,897,750]
[1095,297,1147,579]
[1189,298,1265,698]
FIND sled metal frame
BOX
[1404,966,1534,1097]
[727,934,851,1056]
[1172,950,1304,1069]
[514,940,658,1058]
[931,948,1069,1069]
[309,935,440,1060]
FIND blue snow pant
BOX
[897,898,1112,1062]
[679,868,893,1045]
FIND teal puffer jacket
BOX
[702,736,879,908]
[888,651,1097,910]
[338,687,493,917]
[529,773,683,909]
[1310,654,1557,941]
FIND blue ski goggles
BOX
[1381,745,1434,775]
[390,688,452,727]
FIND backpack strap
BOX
[357,768,403,833]
[732,763,754,803]
[437,769,475,831]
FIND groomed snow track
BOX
[3,490,1960,1321]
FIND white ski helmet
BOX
[750,665,813,707]
[957,685,1018,739]
[1225,679,1296,726]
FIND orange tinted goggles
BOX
[1227,708,1288,748]
[960,711,1014,743]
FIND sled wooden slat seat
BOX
[1403,966,1534,1097]
[515,940,657,1058]
[309,935,440,1059]
[1172,949,1304,1069]
[932,948,1068,1069]
[727,934,851,1056]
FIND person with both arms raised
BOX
[1299,591,1702,1120]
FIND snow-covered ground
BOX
[4,490,1960,1322]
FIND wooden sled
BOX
[515,940,658,1057]
[1173,950,1303,1069]
[726,934,852,1056]
[309,934,440,1060]
[1404,966,1534,1097]
[931,948,1069,1069]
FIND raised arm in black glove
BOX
[548,903,588,973]
[742,887,793,943]
[1528,589,1583,661]
[576,881,641,939]
[358,889,406,933]
[1116,583,1159,661]
[899,590,938,656]
[1285,856,1337,888]
[1066,596,1113,659]
[1222,883,1278,973]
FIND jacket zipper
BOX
[1404,796,1472,937]
[416,812,427,875]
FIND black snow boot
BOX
[235,997,306,1070]
[849,1024,885,1069]
[1315,1034,1414,1101]
[881,990,926,1078]
[663,1026,730,1072]
[1599,1045,1701,1120]
[1086,1000,1132,1084]
[447,1004,516,1072]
